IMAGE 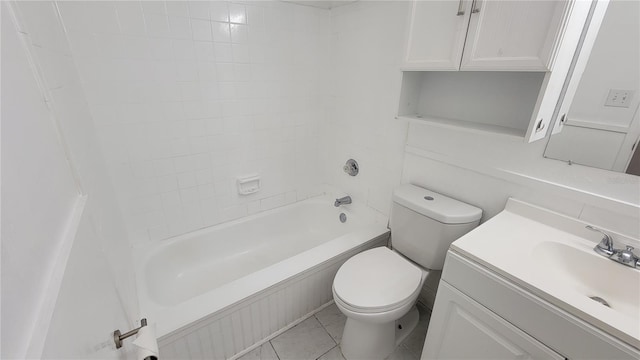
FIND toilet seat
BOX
[333,247,423,313]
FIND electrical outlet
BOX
[604,89,634,108]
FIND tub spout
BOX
[334,196,352,207]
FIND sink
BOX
[449,199,640,350]
[531,241,640,320]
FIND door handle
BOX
[471,0,481,13]
[457,0,465,16]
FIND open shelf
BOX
[399,114,526,139]
[398,71,546,139]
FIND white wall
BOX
[1,5,81,356]
[57,1,331,245]
[404,121,640,235]
[2,2,137,358]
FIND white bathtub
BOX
[135,194,389,357]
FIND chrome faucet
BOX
[587,225,614,257]
[334,196,352,207]
[587,225,640,269]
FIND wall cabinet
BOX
[403,0,569,71]
[401,0,599,143]
[403,1,471,70]
[423,252,640,360]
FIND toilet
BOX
[332,184,482,360]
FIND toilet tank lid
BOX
[393,184,482,224]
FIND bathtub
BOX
[135,194,389,358]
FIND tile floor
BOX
[238,302,431,360]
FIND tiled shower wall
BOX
[58,1,330,244]
[321,1,410,216]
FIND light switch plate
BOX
[604,89,634,108]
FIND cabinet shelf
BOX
[399,115,525,139]
[398,71,545,140]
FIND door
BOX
[422,282,564,360]
[403,0,473,70]
[524,0,595,143]
[461,0,570,71]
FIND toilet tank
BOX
[389,184,482,270]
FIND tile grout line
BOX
[315,344,340,360]
[313,312,342,360]
[313,313,339,346]
[267,340,281,360]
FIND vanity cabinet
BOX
[423,251,640,360]
[423,282,563,359]
[403,0,570,71]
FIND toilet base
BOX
[340,306,420,360]
[395,306,419,346]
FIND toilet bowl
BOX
[332,184,483,360]
[332,247,426,359]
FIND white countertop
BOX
[450,198,640,350]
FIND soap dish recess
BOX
[237,174,260,195]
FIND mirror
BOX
[544,0,640,175]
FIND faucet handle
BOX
[616,246,638,267]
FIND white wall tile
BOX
[209,1,229,23]
[59,1,330,243]
[172,39,197,60]
[191,18,212,41]
[145,13,171,38]
[116,2,146,35]
[212,21,231,43]
[230,24,248,44]
[188,1,210,20]
[142,1,167,16]
[86,2,121,34]
[321,2,409,219]
[166,1,189,17]
[168,16,192,39]
[229,4,247,24]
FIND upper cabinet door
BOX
[403,0,473,70]
[524,0,596,143]
[461,0,570,71]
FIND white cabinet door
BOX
[422,282,564,360]
[404,1,570,71]
[524,0,595,143]
[461,0,570,71]
[403,0,472,70]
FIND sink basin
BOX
[532,241,639,320]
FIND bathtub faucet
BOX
[334,196,352,207]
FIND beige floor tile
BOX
[317,345,346,360]
[314,303,347,343]
[271,317,336,360]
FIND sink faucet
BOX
[334,196,352,207]
[586,225,640,269]
[587,225,614,257]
